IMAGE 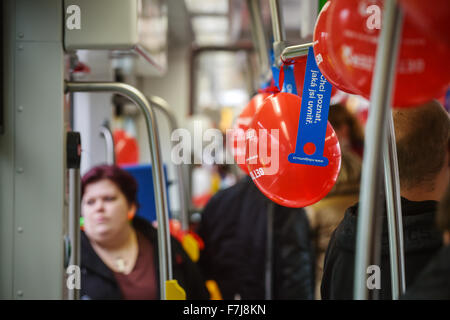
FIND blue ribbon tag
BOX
[269,49,279,88]
[260,77,272,90]
[282,65,298,95]
[271,64,280,89]
[271,64,297,95]
[288,46,332,167]
[269,48,297,95]
[444,87,450,113]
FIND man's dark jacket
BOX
[197,176,315,300]
[401,245,450,300]
[81,216,210,300]
[321,197,442,299]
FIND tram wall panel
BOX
[11,0,65,300]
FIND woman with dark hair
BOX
[80,165,209,300]
[306,103,364,299]
[327,103,365,158]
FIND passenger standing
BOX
[197,176,315,300]
[321,100,449,299]
[306,104,363,299]
[401,180,450,299]
[80,165,209,300]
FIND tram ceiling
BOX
[184,0,319,114]
[183,0,311,47]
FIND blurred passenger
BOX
[197,176,315,300]
[402,182,450,299]
[321,100,449,299]
[306,104,363,299]
[80,165,209,300]
[217,164,238,190]
[330,103,365,158]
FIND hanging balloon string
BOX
[258,78,279,94]
[258,58,297,95]
[279,58,296,93]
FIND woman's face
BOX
[82,179,134,243]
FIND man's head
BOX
[393,100,450,201]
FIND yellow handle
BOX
[182,234,200,262]
[165,279,186,300]
[206,280,223,300]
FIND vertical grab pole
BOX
[67,132,81,300]
[247,0,272,85]
[147,95,190,232]
[265,202,274,300]
[65,82,173,300]
[384,113,406,299]
[99,124,116,165]
[68,170,81,300]
[269,0,287,67]
[354,1,403,299]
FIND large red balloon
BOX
[327,0,450,107]
[245,93,341,208]
[398,0,450,47]
[313,1,361,95]
[231,93,271,174]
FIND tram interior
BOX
[1,0,449,300]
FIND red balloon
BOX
[327,0,450,107]
[113,129,139,165]
[398,0,450,47]
[245,93,341,208]
[231,93,271,174]
[313,1,361,94]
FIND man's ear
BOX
[443,231,450,246]
[127,204,137,220]
[447,139,450,166]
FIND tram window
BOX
[191,50,257,153]
[193,51,252,117]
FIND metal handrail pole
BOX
[247,0,272,84]
[265,202,274,300]
[280,42,313,62]
[354,1,403,299]
[147,95,190,232]
[269,0,287,67]
[99,125,115,165]
[384,112,406,299]
[68,168,81,300]
[67,131,81,300]
[65,81,172,300]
